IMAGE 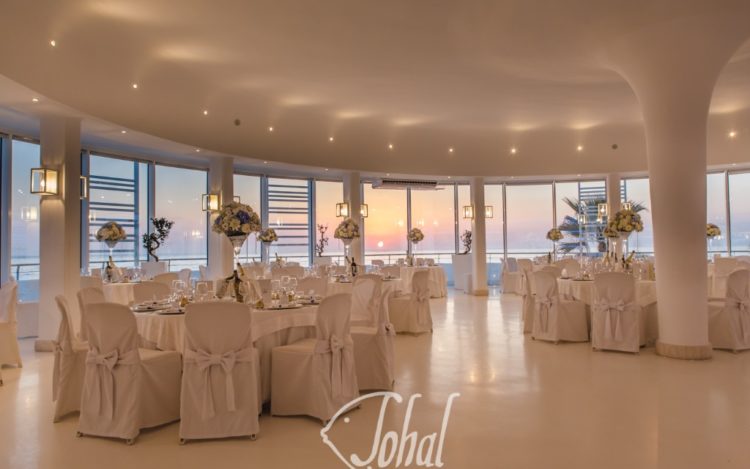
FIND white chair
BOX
[271,293,359,424]
[198,265,209,281]
[501,258,522,294]
[382,265,401,279]
[297,276,328,297]
[52,296,87,422]
[541,265,563,279]
[0,280,22,369]
[709,269,750,353]
[351,274,382,327]
[555,258,581,277]
[141,261,167,279]
[132,281,171,303]
[314,256,333,266]
[389,270,432,334]
[153,272,179,286]
[531,272,588,343]
[77,303,181,444]
[352,291,395,391]
[591,272,646,353]
[371,260,385,268]
[712,258,741,298]
[178,268,192,285]
[180,302,261,443]
[80,275,103,289]
[77,287,106,341]
[425,258,436,267]
[521,270,535,334]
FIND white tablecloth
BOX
[103,283,136,305]
[400,266,447,298]
[326,277,405,297]
[134,304,319,402]
[557,279,657,306]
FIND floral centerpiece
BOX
[258,227,278,262]
[408,228,425,244]
[546,228,563,242]
[211,201,261,302]
[96,221,127,249]
[334,217,360,241]
[602,225,620,239]
[707,223,721,239]
[608,208,644,239]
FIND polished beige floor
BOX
[2,291,750,469]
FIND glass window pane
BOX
[556,180,607,257]
[410,185,456,260]
[621,178,653,254]
[11,139,41,301]
[707,172,728,255]
[729,172,750,255]
[363,184,407,263]
[234,174,263,261]
[483,184,503,285]
[314,180,345,262]
[155,165,207,272]
[505,184,553,259]
[267,177,310,266]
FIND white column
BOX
[603,12,750,359]
[469,177,488,295]
[606,173,623,257]
[37,116,82,346]
[342,171,363,264]
[207,156,234,279]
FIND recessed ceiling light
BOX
[732,163,738,166]
[447,176,452,179]
[49,40,56,47]
[324,168,329,171]
[329,136,335,142]
[577,174,582,177]
[729,130,737,138]
[576,145,584,152]
[448,147,454,153]
[388,143,394,150]
[263,161,268,164]
[31,97,39,103]
[195,148,201,153]
[120,130,127,134]
[131,83,138,89]
[386,173,390,176]
[268,126,274,132]
[510,147,517,155]
[510,176,515,179]
[203,110,209,116]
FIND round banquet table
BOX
[103,282,136,305]
[399,266,447,298]
[326,277,405,297]
[134,304,318,402]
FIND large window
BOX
[621,178,654,253]
[363,184,407,263]
[707,172,728,255]
[410,186,456,262]
[154,165,207,271]
[267,177,311,265]
[505,184,554,259]
[314,180,345,261]
[729,172,750,254]
[234,174,263,262]
[483,184,504,285]
[11,139,40,301]
[87,154,148,271]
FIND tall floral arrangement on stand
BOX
[407,228,425,265]
[258,227,278,263]
[211,201,261,302]
[96,221,127,281]
[334,218,360,273]
[546,228,563,261]
[707,223,721,255]
[602,224,620,256]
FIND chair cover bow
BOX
[315,334,352,398]
[86,348,139,419]
[383,322,396,336]
[535,296,556,333]
[597,299,627,341]
[416,289,430,303]
[727,297,750,340]
[184,347,255,420]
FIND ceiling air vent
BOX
[371,179,441,190]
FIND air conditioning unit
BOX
[371,179,441,190]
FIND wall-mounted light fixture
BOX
[621,202,632,211]
[463,205,475,219]
[80,176,89,200]
[484,206,494,219]
[336,202,350,218]
[360,204,369,218]
[30,167,59,195]
[201,193,221,212]
[597,203,608,223]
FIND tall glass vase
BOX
[262,241,271,265]
[227,235,248,303]
[342,238,353,275]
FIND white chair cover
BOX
[78,303,181,442]
[371,260,385,268]
[271,293,359,423]
[531,272,588,343]
[591,272,645,353]
[297,276,328,297]
[521,270,535,334]
[80,275,103,289]
[141,261,168,279]
[351,274,383,327]
[153,272,179,286]
[178,268,192,284]
[541,265,563,278]
[52,296,87,422]
[198,265,209,281]
[709,269,750,352]
[382,265,401,279]
[180,302,260,441]
[712,258,741,298]
[352,291,395,391]
[132,281,171,304]
[389,270,432,334]
[314,256,333,266]
[425,258,436,267]
[0,281,22,368]
[77,287,106,341]
[502,258,522,294]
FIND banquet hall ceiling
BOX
[0,0,749,178]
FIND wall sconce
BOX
[336,202,350,218]
[578,213,587,224]
[597,203,608,223]
[463,205,475,219]
[201,193,221,212]
[80,176,89,200]
[30,167,59,195]
[484,206,494,219]
[20,206,38,222]
[360,204,369,218]
[621,202,632,211]
[233,196,241,203]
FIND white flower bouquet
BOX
[408,228,425,244]
[96,221,127,247]
[258,227,278,243]
[334,218,360,240]
[608,208,644,236]
[707,223,721,238]
[602,225,620,239]
[546,228,563,242]
[211,201,261,237]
